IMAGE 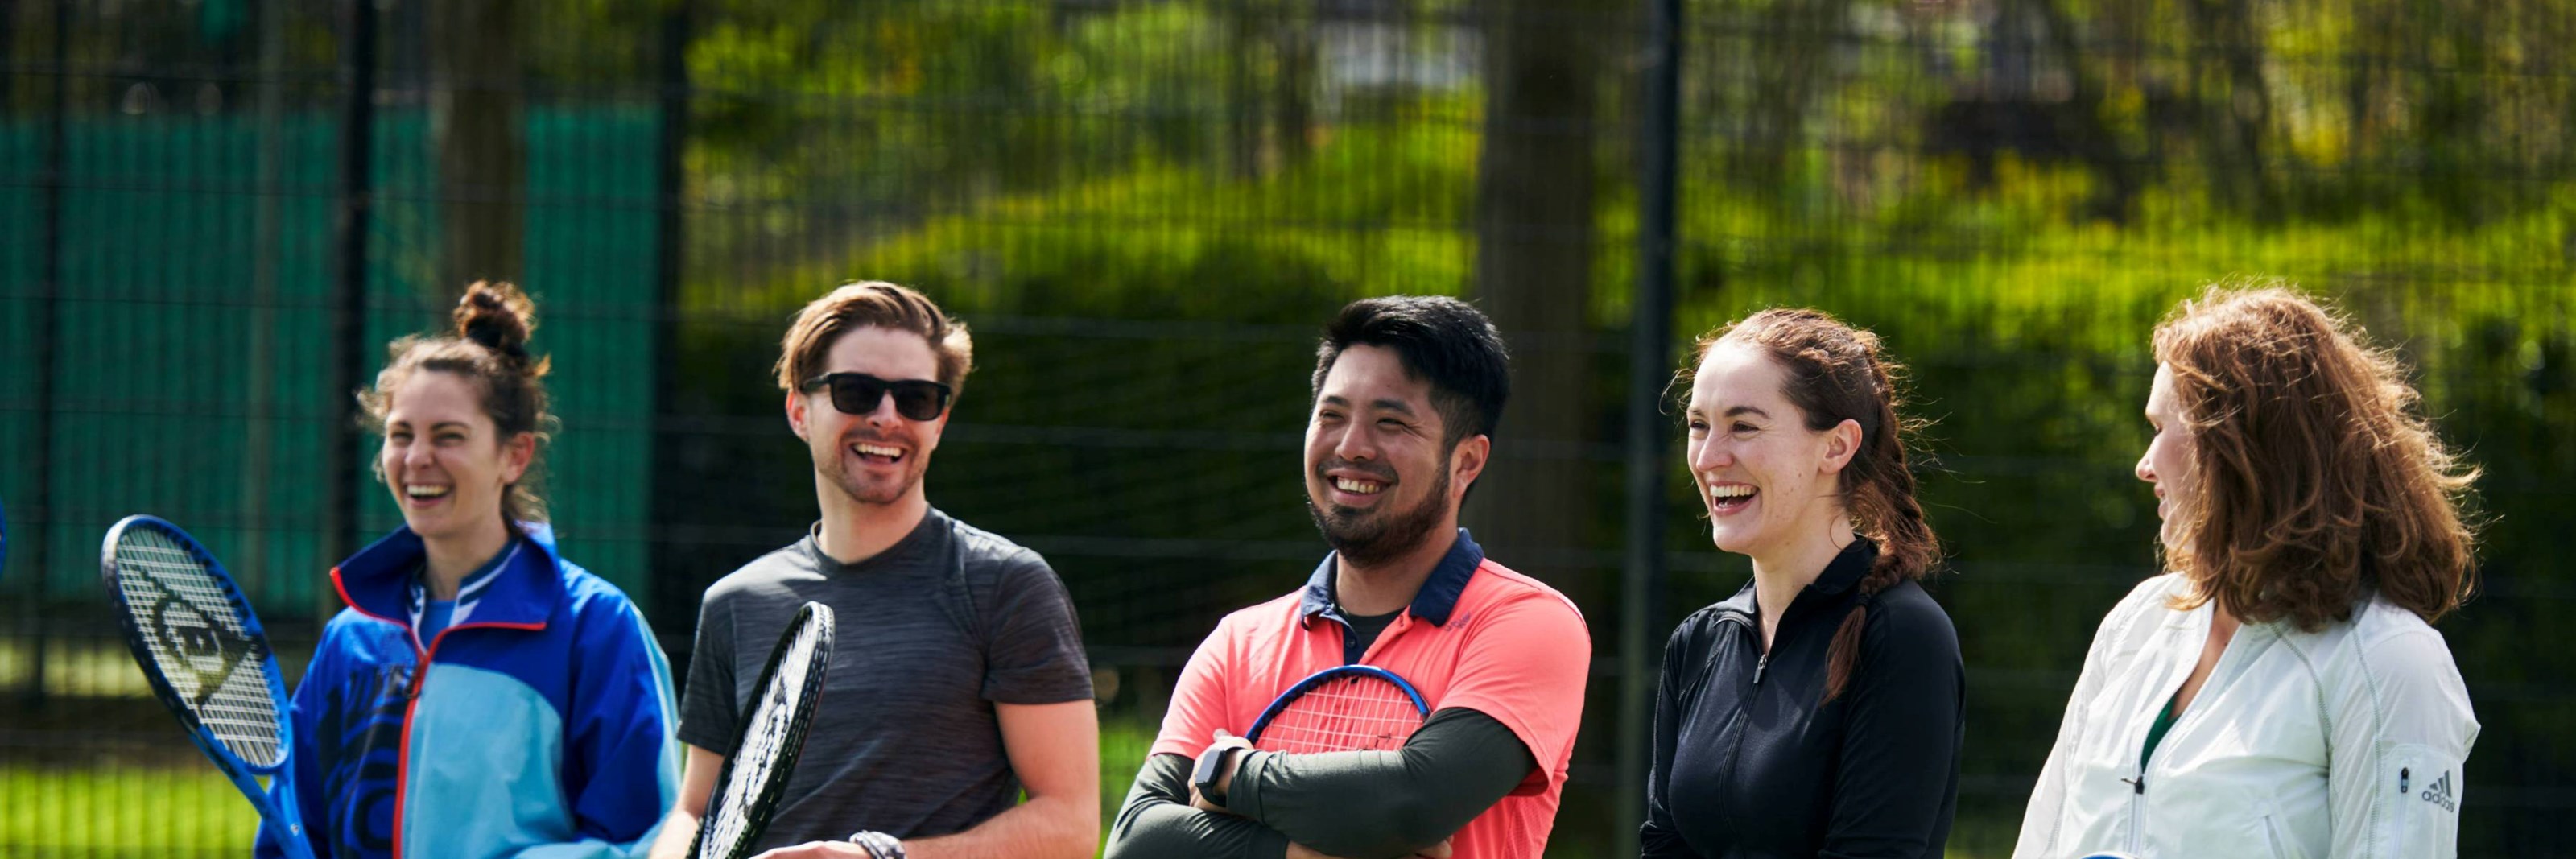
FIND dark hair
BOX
[1685,308,1940,704]
[1310,295,1512,451]
[2152,283,2478,628]
[775,280,974,394]
[359,281,556,527]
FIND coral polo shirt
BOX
[1150,530,1592,858]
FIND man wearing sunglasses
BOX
[649,282,1098,859]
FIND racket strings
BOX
[1257,677,1426,755]
[701,617,826,857]
[114,530,284,767]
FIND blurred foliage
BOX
[647,2,2574,855]
[4,0,2570,854]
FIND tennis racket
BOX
[98,514,316,859]
[1246,664,1431,754]
[689,601,836,859]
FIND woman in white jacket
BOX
[2015,285,2481,859]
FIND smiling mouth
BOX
[403,485,452,501]
[850,442,905,465]
[1334,477,1385,495]
[1708,484,1757,513]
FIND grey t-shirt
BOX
[677,508,1092,851]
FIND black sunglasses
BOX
[801,373,954,421]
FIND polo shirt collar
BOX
[1298,527,1485,627]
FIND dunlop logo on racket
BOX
[132,576,266,708]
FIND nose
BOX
[862,388,902,427]
[403,435,436,472]
[1330,419,1377,463]
[2134,444,2155,484]
[1689,436,1732,475]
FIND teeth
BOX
[405,485,450,498]
[854,443,902,458]
[1708,484,1754,500]
[1335,477,1384,495]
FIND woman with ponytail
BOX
[2013,286,2479,859]
[256,283,681,859]
[1640,308,1963,858]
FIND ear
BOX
[500,432,537,484]
[1818,418,1863,475]
[1448,434,1491,502]
[786,388,810,440]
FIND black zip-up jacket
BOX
[1640,539,1965,859]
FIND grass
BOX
[0,717,1170,857]
[0,718,2012,858]
[1,762,263,853]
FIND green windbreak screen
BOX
[0,106,658,617]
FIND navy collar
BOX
[1299,527,1485,628]
[335,522,564,632]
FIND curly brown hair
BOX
[2152,283,2479,629]
[1686,308,1942,704]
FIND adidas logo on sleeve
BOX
[2411,769,2458,812]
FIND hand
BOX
[748,841,871,859]
[1187,729,1254,814]
[1285,838,1451,859]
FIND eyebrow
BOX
[1319,394,1419,417]
[1722,405,1771,419]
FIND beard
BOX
[813,430,927,506]
[1307,460,1452,568]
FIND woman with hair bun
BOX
[2014,285,2482,859]
[256,282,680,859]
[1641,308,1965,858]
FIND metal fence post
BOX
[21,0,73,714]
[1615,0,1684,850]
[325,0,378,614]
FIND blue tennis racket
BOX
[99,514,315,859]
[1246,664,1431,754]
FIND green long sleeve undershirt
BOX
[1106,707,1536,859]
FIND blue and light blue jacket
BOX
[256,524,682,859]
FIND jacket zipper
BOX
[1714,615,1765,843]
[335,564,540,859]
[389,620,542,858]
[2124,771,2145,855]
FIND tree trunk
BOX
[1272,0,1315,167]
[1466,0,1600,589]
[432,0,524,290]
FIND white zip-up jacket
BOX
[2014,573,2478,859]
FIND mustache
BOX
[838,427,910,445]
[1314,457,1397,484]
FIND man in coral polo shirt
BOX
[1105,296,1591,859]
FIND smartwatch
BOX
[1191,742,1245,806]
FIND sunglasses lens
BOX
[891,383,946,421]
[820,374,947,420]
[828,376,887,415]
